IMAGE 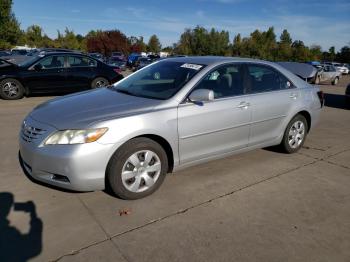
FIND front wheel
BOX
[315,75,320,85]
[107,138,168,200]
[0,78,25,100]
[280,115,308,153]
[91,77,109,88]
[332,77,339,85]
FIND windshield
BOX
[114,60,205,100]
[18,55,42,67]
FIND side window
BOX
[68,56,97,67]
[36,56,65,69]
[247,65,292,93]
[194,64,244,99]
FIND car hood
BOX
[29,88,161,129]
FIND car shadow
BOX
[324,93,349,110]
[0,192,43,262]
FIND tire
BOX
[107,137,168,200]
[315,75,320,85]
[332,77,339,85]
[0,78,25,100]
[91,77,109,88]
[280,114,308,154]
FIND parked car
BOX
[346,84,350,104]
[127,53,142,67]
[111,51,125,61]
[315,65,341,85]
[19,56,323,199]
[11,49,30,55]
[27,48,80,57]
[0,50,11,57]
[107,57,127,71]
[0,52,123,100]
[88,52,106,62]
[324,62,349,75]
[134,57,153,71]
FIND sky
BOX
[13,0,350,51]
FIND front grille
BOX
[21,122,46,143]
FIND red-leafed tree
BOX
[86,30,130,56]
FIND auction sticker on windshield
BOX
[180,63,203,70]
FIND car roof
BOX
[163,56,264,66]
[37,52,91,58]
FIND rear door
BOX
[23,55,66,93]
[65,55,97,91]
[244,63,298,146]
[320,65,336,82]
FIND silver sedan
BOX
[19,57,323,199]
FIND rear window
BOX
[68,56,97,67]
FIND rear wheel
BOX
[107,137,168,200]
[0,78,25,100]
[91,77,109,88]
[280,114,308,153]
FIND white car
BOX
[326,62,349,75]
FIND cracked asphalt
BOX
[0,76,349,262]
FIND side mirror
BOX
[34,64,43,71]
[189,89,214,103]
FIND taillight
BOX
[113,68,121,74]
[317,91,324,107]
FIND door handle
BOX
[289,93,298,99]
[237,102,250,109]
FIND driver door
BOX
[23,55,67,93]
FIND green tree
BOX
[309,44,322,61]
[328,46,336,61]
[232,33,243,56]
[25,25,43,47]
[147,34,161,53]
[336,46,350,63]
[56,28,80,50]
[175,26,229,56]
[277,29,292,61]
[0,0,22,49]
[291,40,311,62]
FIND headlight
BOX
[44,128,108,145]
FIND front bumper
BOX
[19,117,119,191]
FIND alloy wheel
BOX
[2,81,19,98]
[95,79,108,88]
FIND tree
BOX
[175,26,229,56]
[147,34,161,53]
[25,25,43,47]
[336,46,350,63]
[328,46,336,61]
[232,33,243,56]
[86,30,130,56]
[277,29,292,61]
[309,44,322,61]
[56,28,81,50]
[129,36,146,53]
[0,0,22,49]
[291,40,311,62]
